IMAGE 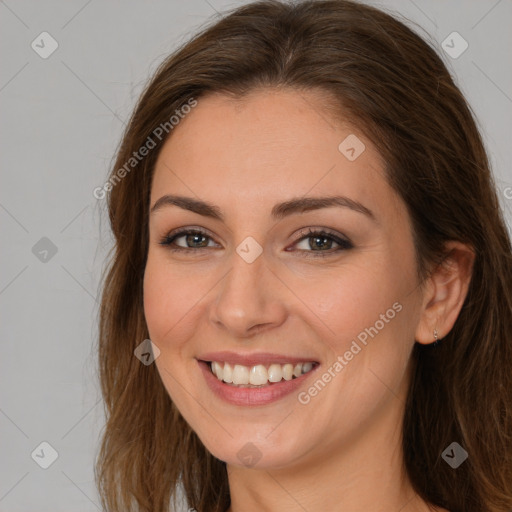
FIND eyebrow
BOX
[150,194,376,222]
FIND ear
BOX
[415,241,475,345]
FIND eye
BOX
[159,228,219,252]
[288,228,353,258]
[159,227,353,257]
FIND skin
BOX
[143,88,474,512]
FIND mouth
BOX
[200,360,320,388]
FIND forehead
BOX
[150,88,402,223]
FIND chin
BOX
[197,429,307,470]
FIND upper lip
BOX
[197,351,320,367]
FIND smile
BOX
[197,357,321,406]
[208,361,317,387]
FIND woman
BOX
[95,1,512,511]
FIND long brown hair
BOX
[95,1,512,511]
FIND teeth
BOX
[223,362,233,383]
[232,364,249,385]
[209,360,316,386]
[282,363,293,381]
[249,364,268,385]
[212,361,223,380]
[302,362,313,373]
[267,364,283,382]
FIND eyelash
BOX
[159,227,353,258]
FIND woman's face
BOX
[144,88,424,469]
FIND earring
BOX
[433,328,439,344]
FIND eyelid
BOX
[163,225,215,241]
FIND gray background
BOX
[1,0,511,510]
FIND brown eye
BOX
[159,227,353,257]
[290,228,353,257]
[160,228,218,251]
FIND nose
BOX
[209,247,288,338]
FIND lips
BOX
[198,359,320,406]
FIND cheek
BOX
[143,255,206,414]
[142,254,200,348]
[296,257,409,349]
[296,251,416,401]
[143,258,170,342]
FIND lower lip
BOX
[197,360,319,406]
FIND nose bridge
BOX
[210,240,286,336]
